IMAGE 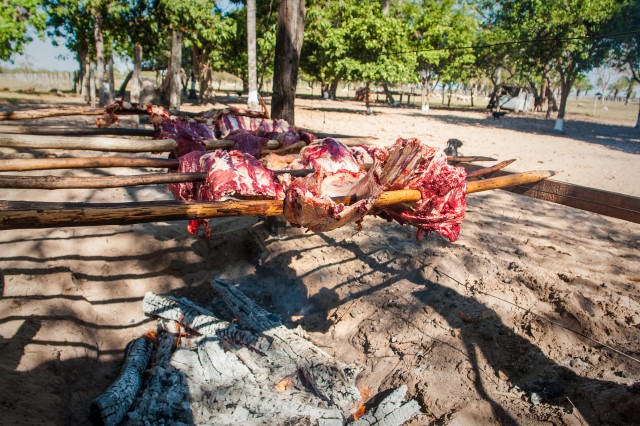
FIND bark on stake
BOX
[0,133,280,152]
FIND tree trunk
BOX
[329,80,338,99]
[554,74,575,133]
[271,0,306,124]
[381,0,390,14]
[169,31,182,110]
[82,58,91,103]
[420,77,431,111]
[130,44,143,103]
[77,47,88,97]
[470,84,475,107]
[538,78,548,113]
[365,82,372,114]
[382,82,395,105]
[93,12,108,107]
[636,102,640,129]
[107,55,115,103]
[447,84,453,108]
[88,63,96,108]
[188,48,198,100]
[247,0,259,110]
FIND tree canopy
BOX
[1,0,46,61]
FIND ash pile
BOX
[90,279,420,426]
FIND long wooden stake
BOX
[0,107,104,121]
[466,159,516,179]
[0,133,279,152]
[0,171,554,230]
[0,168,553,191]
[0,153,495,172]
[0,157,179,172]
[447,155,497,162]
[466,170,555,193]
[0,124,155,137]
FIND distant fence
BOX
[0,72,75,92]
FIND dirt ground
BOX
[0,94,639,425]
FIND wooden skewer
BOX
[447,156,496,162]
[465,159,516,180]
[0,171,554,230]
[0,124,155,137]
[0,107,105,121]
[467,170,555,193]
[0,169,316,189]
[0,168,554,191]
[0,133,280,152]
[0,156,179,172]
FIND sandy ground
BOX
[0,95,639,425]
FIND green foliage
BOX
[573,73,593,93]
[0,0,46,61]
[209,1,276,85]
[485,0,621,80]
[408,0,478,84]
[302,0,416,87]
[610,0,640,84]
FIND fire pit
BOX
[90,282,420,425]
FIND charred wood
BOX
[346,385,420,426]
[89,336,154,426]
[211,279,361,412]
[142,292,264,350]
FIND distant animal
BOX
[492,111,507,120]
[444,138,463,157]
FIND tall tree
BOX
[405,0,478,111]
[487,0,620,132]
[573,73,593,99]
[44,0,94,101]
[304,0,416,112]
[271,0,306,123]
[611,0,640,127]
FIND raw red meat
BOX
[187,150,283,237]
[97,102,314,159]
[197,150,282,202]
[374,138,467,242]
[284,137,467,241]
[168,150,205,201]
[224,129,270,157]
[299,138,361,174]
[284,168,382,232]
[350,145,389,166]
